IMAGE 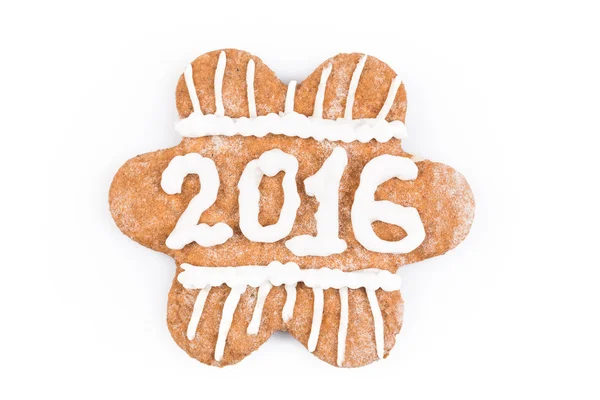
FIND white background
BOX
[1,0,599,399]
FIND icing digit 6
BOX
[351,155,426,253]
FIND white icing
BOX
[313,63,332,118]
[247,282,272,335]
[178,262,402,291]
[214,285,245,362]
[282,283,296,323]
[238,149,300,243]
[184,64,202,114]
[176,112,407,143]
[214,51,226,117]
[179,262,401,362]
[345,55,367,120]
[161,153,233,249]
[308,287,324,352]
[337,287,349,366]
[187,285,211,340]
[246,59,257,118]
[351,155,426,253]
[286,147,348,256]
[377,76,402,119]
[366,289,384,359]
[284,80,297,113]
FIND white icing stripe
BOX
[176,112,407,143]
[214,285,245,362]
[214,51,226,117]
[337,287,349,366]
[246,59,257,118]
[285,81,297,113]
[313,64,332,118]
[184,64,202,114]
[344,55,367,120]
[247,282,272,335]
[308,288,324,352]
[366,289,384,359]
[282,283,296,323]
[178,262,402,291]
[187,285,211,340]
[377,76,402,120]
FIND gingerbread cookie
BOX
[109,49,474,368]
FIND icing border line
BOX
[177,261,402,291]
[175,112,407,143]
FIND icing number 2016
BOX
[161,148,426,255]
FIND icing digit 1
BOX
[377,76,402,120]
[313,63,332,118]
[337,287,349,366]
[187,285,211,340]
[344,55,367,120]
[179,263,399,361]
[351,155,426,253]
[246,59,257,118]
[247,282,272,335]
[214,51,226,117]
[184,64,202,114]
[366,289,384,359]
[161,153,233,249]
[214,285,246,362]
[285,147,348,256]
[238,149,301,243]
[284,81,296,113]
[308,287,324,352]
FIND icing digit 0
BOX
[238,149,300,243]
[345,55,367,120]
[161,153,233,249]
[214,51,226,117]
[285,147,348,256]
[246,59,257,118]
[351,155,426,253]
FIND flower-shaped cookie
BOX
[109,49,475,367]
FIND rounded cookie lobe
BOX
[167,269,287,367]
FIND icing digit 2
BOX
[161,153,233,249]
[238,149,300,243]
[286,147,348,256]
[351,155,426,253]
